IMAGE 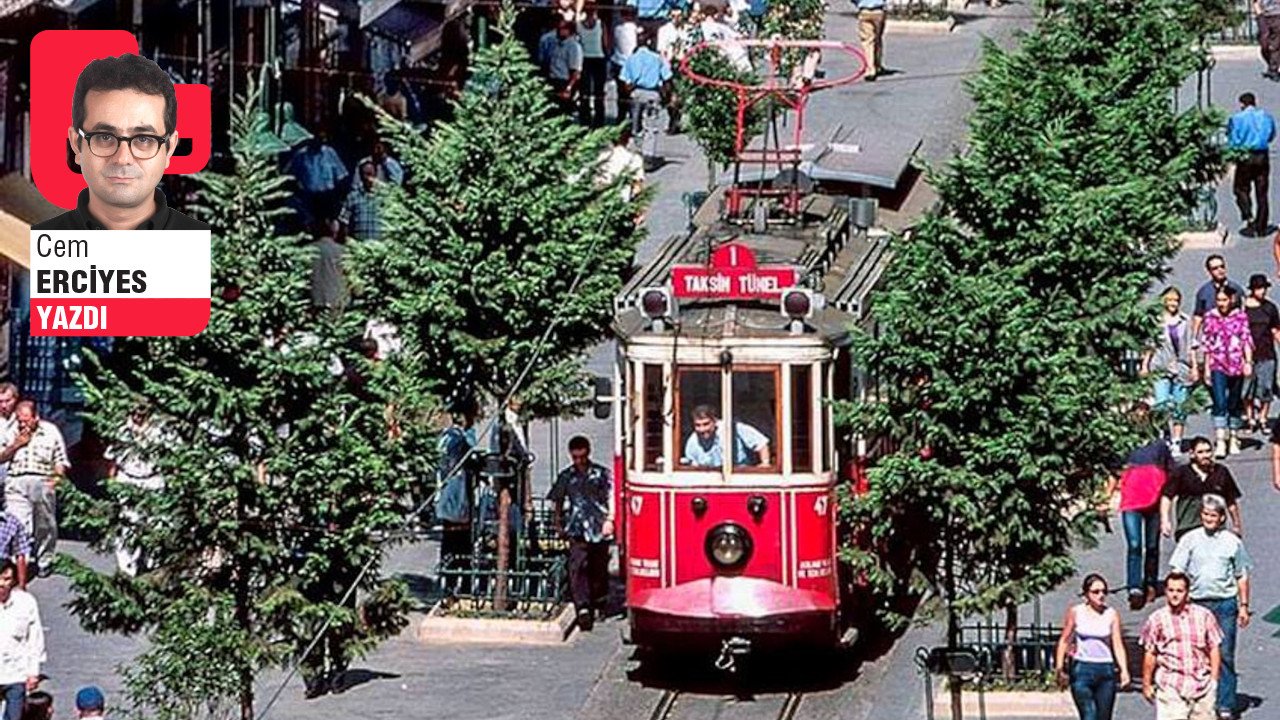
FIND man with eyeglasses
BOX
[1192,254,1245,340]
[32,53,209,232]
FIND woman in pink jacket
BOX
[1200,286,1254,457]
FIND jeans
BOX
[578,57,608,127]
[1122,509,1160,596]
[1152,377,1190,424]
[630,89,663,161]
[1209,371,1244,430]
[1069,660,1118,720]
[1,683,23,720]
[1195,597,1239,716]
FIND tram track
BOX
[648,690,805,720]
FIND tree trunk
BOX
[1002,603,1018,682]
[237,483,255,720]
[944,515,963,720]
[495,483,512,612]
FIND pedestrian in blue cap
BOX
[74,686,105,718]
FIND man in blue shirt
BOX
[682,405,772,468]
[620,29,673,167]
[1227,92,1276,237]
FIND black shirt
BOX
[32,188,209,231]
[1246,299,1280,362]
[1162,463,1242,536]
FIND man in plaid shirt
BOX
[1141,571,1223,720]
[338,162,383,241]
[0,515,30,590]
[0,402,67,577]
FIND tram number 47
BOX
[798,559,832,579]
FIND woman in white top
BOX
[1054,574,1130,720]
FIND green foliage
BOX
[835,0,1225,623]
[63,80,427,719]
[352,22,644,417]
[677,46,762,168]
[759,0,827,70]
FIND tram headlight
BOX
[639,287,675,320]
[706,523,752,569]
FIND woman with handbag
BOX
[1054,574,1131,720]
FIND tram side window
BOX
[678,369,723,469]
[791,366,812,473]
[643,364,664,471]
[730,369,777,470]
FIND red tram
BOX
[610,193,891,658]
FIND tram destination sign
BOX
[671,242,798,300]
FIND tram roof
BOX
[615,189,893,344]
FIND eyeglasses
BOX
[77,128,170,160]
[1208,264,1226,271]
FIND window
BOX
[643,364,664,471]
[791,365,812,472]
[730,369,778,471]
[677,368,722,469]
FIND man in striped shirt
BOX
[1141,571,1223,720]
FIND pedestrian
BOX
[855,0,887,82]
[1260,0,1280,80]
[0,559,43,720]
[0,512,31,592]
[656,8,691,134]
[1242,273,1280,433]
[1227,92,1276,238]
[435,400,480,571]
[19,691,50,720]
[1140,571,1222,720]
[1105,403,1171,610]
[0,402,67,578]
[309,218,348,313]
[287,131,348,228]
[1200,286,1253,456]
[1169,495,1252,720]
[547,20,584,115]
[0,385,18,489]
[548,435,614,631]
[348,138,403,190]
[1192,255,1245,340]
[1142,287,1197,454]
[104,402,165,577]
[1161,437,1243,542]
[620,29,673,170]
[611,5,639,123]
[1053,573,1130,720]
[338,161,384,241]
[577,4,611,127]
[73,686,106,719]
[596,125,645,203]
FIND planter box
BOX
[1176,226,1229,250]
[932,687,1077,718]
[417,600,578,645]
[886,16,956,34]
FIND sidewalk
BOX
[885,51,1280,720]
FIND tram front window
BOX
[730,370,776,470]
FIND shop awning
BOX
[0,173,63,269]
[361,0,468,63]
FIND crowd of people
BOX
[1053,223,1280,720]
[0,381,140,717]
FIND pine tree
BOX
[352,15,644,417]
[58,82,432,720]
[837,0,1225,641]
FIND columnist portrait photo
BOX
[33,53,209,232]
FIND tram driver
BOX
[682,405,772,468]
